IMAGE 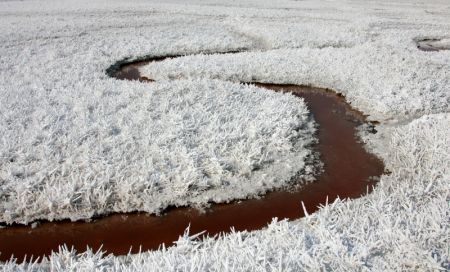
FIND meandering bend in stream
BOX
[0,51,384,262]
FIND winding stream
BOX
[0,52,384,262]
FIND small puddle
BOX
[0,53,384,262]
[417,38,450,51]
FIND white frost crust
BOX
[0,78,316,224]
[0,1,323,225]
[3,113,449,271]
[140,44,450,123]
[1,0,450,270]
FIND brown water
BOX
[0,54,384,263]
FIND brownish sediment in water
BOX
[0,54,384,263]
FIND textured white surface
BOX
[1,0,449,270]
[3,114,449,271]
[141,44,450,122]
[0,2,317,225]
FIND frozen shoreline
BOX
[1,0,449,270]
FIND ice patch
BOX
[416,38,450,51]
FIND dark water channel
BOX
[0,53,384,262]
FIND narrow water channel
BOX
[0,53,384,262]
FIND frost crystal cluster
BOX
[1,0,449,270]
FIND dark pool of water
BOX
[0,53,384,263]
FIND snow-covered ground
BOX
[1,0,449,270]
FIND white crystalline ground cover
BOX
[0,76,316,224]
[4,114,449,271]
[0,2,317,224]
[141,38,450,123]
[1,0,449,270]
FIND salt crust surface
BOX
[1,0,449,270]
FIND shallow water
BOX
[0,54,384,262]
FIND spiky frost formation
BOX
[2,114,448,271]
[0,79,316,225]
[1,0,450,270]
[141,45,450,123]
[0,0,324,225]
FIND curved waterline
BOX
[0,51,384,262]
